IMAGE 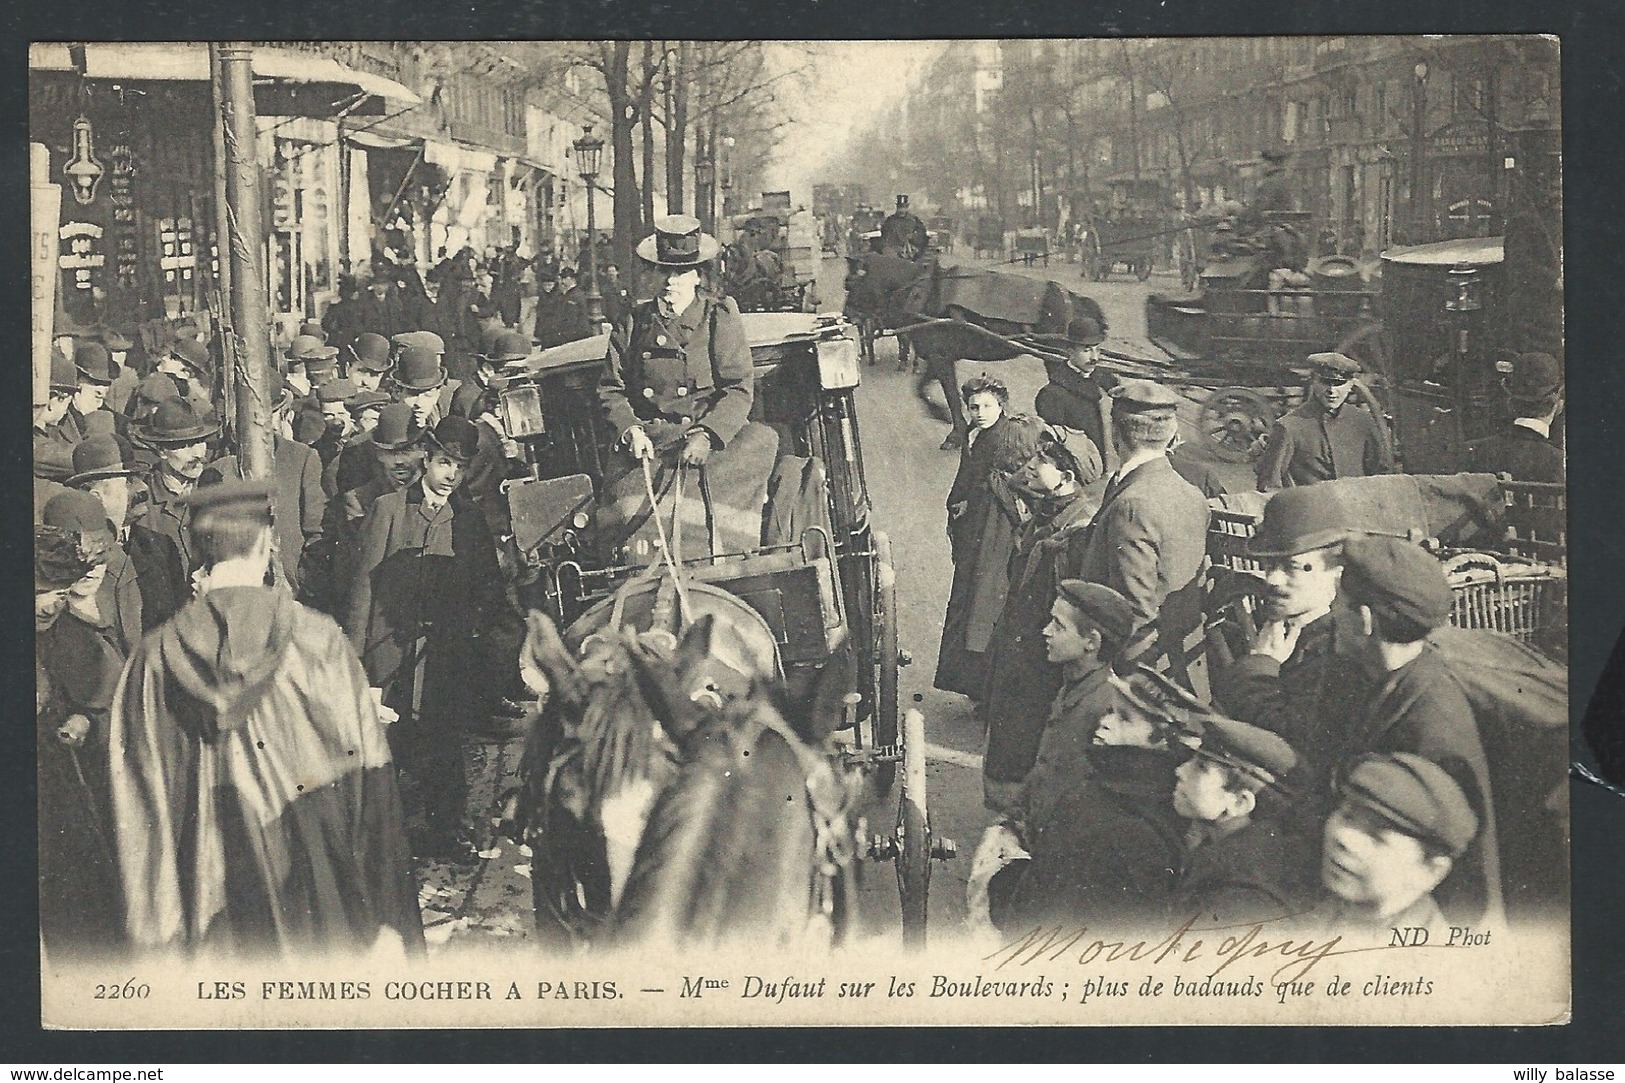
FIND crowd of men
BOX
[941,325,1566,940]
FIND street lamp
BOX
[573,123,606,327]
[695,155,715,233]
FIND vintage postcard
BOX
[30,36,1567,1028]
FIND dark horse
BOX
[847,252,1110,449]
[507,583,863,951]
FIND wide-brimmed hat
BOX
[286,334,339,363]
[370,402,422,451]
[173,338,215,380]
[349,333,393,372]
[67,432,138,487]
[139,396,220,446]
[425,415,480,462]
[74,342,120,385]
[635,214,721,267]
[1248,485,1355,558]
[393,345,447,392]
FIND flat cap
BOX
[182,476,273,523]
[1191,715,1298,787]
[1108,378,1181,414]
[286,334,339,362]
[346,388,392,414]
[1055,579,1136,646]
[1249,485,1354,557]
[391,330,446,354]
[134,372,181,407]
[1340,535,1454,633]
[1498,351,1562,400]
[173,337,214,376]
[1340,752,1478,857]
[1307,352,1361,381]
[317,378,360,405]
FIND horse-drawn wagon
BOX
[1077,178,1178,282]
[493,311,951,949]
[718,203,822,314]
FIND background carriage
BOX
[1076,177,1178,282]
[492,311,951,946]
[717,197,822,314]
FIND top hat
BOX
[1339,752,1479,857]
[895,194,910,207]
[139,396,220,446]
[635,214,721,268]
[68,432,138,487]
[1248,485,1356,558]
[286,334,339,363]
[349,333,394,372]
[393,345,447,392]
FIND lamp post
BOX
[1410,60,1430,243]
[573,123,606,327]
[695,155,715,233]
[721,135,736,216]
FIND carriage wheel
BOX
[895,706,931,948]
[873,531,901,794]
[858,316,878,366]
[1198,386,1278,463]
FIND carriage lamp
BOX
[498,382,547,439]
[1444,266,1482,312]
[817,333,862,390]
[64,115,105,206]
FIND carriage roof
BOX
[1381,235,1504,268]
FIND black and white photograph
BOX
[28,36,1569,1028]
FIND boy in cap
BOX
[106,478,423,956]
[1464,351,1564,483]
[1318,752,1479,938]
[344,416,513,864]
[1323,534,1503,925]
[982,662,1200,934]
[1256,352,1394,490]
[35,515,123,954]
[1074,378,1208,670]
[1168,715,1320,927]
[1210,485,1352,791]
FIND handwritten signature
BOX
[983,914,1404,986]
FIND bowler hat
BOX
[298,321,327,342]
[1307,351,1360,382]
[1500,352,1562,400]
[425,415,480,462]
[1055,579,1136,647]
[1191,715,1298,788]
[1109,378,1182,415]
[139,397,219,446]
[1063,316,1105,347]
[35,525,98,591]
[349,333,393,372]
[182,477,273,526]
[48,346,78,393]
[41,490,114,568]
[636,214,721,267]
[68,433,138,487]
[370,403,422,451]
[481,328,532,364]
[1340,535,1454,633]
[286,334,339,363]
[393,345,447,392]
[391,330,446,355]
[93,326,134,352]
[1340,752,1478,857]
[73,342,120,385]
[132,372,181,415]
[1249,486,1355,557]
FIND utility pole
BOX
[215,43,275,480]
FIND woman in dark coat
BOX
[981,425,1105,814]
[934,376,1018,700]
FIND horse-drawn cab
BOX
[495,310,948,947]
[1079,177,1173,282]
[718,204,820,314]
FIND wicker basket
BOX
[1442,550,1567,648]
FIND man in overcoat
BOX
[1256,352,1394,490]
[1463,351,1564,483]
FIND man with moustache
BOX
[65,341,122,442]
[1256,352,1393,491]
[130,396,219,623]
[65,434,145,654]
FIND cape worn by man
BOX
[107,580,423,956]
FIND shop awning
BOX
[30,43,420,105]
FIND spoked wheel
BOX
[895,707,930,949]
[1198,386,1278,463]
